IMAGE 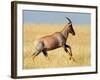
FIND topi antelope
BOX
[32,17,76,62]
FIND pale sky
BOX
[23,10,91,25]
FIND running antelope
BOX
[32,17,76,61]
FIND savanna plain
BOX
[23,24,91,69]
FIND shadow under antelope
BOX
[32,17,76,62]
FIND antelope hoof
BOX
[72,57,77,63]
[69,57,77,63]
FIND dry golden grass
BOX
[23,24,91,69]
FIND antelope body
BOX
[32,17,76,61]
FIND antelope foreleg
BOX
[42,50,50,61]
[64,44,76,62]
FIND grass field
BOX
[23,24,91,69]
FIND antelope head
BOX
[66,17,75,36]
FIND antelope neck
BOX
[61,28,69,41]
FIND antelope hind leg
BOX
[32,50,41,61]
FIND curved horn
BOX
[65,17,72,23]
